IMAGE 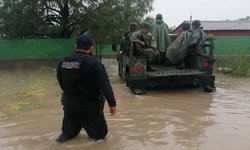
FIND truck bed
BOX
[146,66,204,77]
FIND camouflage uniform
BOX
[130,31,159,65]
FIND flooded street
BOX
[0,61,250,150]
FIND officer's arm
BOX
[94,61,117,107]
[56,61,63,89]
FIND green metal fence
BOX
[0,39,74,60]
[214,36,250,55]
[0,36,250,60]
[0,39,115,60]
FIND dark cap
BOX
[129,22,137,30]
[141,22,151,30]
[75,34,94,48]
[156,14,163,20]
[192,20,201,28]
[182,22,190,31]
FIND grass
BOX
[15,80,47,98]
[215,56,250,77]
[0,112,8,119]
[3,101,43,112]
[0,71,51,120]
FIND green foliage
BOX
[0,0,44,39]
[216,57,250,77]
[0,0,154,41]
[144,16,155,25]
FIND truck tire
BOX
[125,70,130,87]
[199,75,216,92]
[118,63,122,76]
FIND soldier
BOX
[121,22,137,55]
[182,22,191,31]
[166,20,208,68]
[166,22,192,66]
[126,22,137,39]
[130,22,159,71]
[189,20,208,56]
[56,34,117,143]
[151,14,171,64]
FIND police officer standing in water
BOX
[56,33,117,142]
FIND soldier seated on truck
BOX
[166,20,208,69]
[130,22,159,71]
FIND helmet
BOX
[182,22,190,31]
[192,20,201,28]
[141,22,151,30]
[75,34,94,48]
[156,14,163,20]
[129,22,137,30]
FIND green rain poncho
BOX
[166,29,207,64]
[151,20,171,53]
[166,31,193,64]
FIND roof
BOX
[178,20,250,31]
[201,21,250,30]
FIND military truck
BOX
[115,35,216,94]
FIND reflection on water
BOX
[0,65,250,150]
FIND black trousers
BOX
[61,105,108,140]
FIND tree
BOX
[80,0,154,44]
[0,0,44,39]
[0,0,154,39]
[239,16,250,21]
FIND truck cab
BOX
[116,35,216,94]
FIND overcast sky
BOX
[148,0,250,27]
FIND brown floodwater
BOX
[0,61,250,150]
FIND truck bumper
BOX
[130,74,215,90]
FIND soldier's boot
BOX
[56,132,71,143]
[176,60,185,70]
[147,64,157,72]
[164,59,173,66]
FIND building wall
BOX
[173,27,184,34]
[207,30,250,36]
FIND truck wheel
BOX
[118,63,121,76]
[200,75,216,92]
[125,70,130,87]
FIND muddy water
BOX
[0,62,250,150]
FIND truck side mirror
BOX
[112,43,117,52]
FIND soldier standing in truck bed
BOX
[151,14,171,64]
[166,20,208,68]
[121,22,137,55]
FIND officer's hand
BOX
[109,107,116,116]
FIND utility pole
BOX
[190,13,193,24]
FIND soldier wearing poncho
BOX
[151,14,171,64]
[166,20,208,67]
